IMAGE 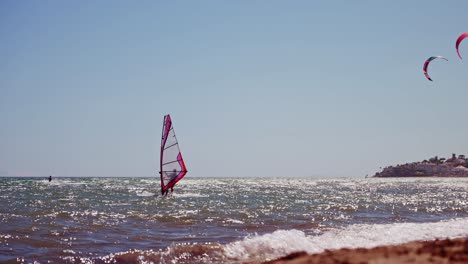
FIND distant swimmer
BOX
[48,175,52,182]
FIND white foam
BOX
[136,191,156,197]
[45,179,88,187]
[223,217,468,262]
[224,230,311,262]
[174,192,209,198]
[224,218,244,224]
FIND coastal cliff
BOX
[373,153,468,177]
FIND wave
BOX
[223,217,468,262]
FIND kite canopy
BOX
[423,56,448,81]
[456,32,468,60]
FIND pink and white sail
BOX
[159,114,187,195]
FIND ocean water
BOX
[1,177,468,263]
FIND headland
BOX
[373,153,468,178]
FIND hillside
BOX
[373,154,468,177]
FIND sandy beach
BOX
[263,237,468,264]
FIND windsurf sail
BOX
[159,114,187,195]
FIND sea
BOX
[1,177,468,264]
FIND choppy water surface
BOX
[1,177,468,263]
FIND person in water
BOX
[169,169,178,181]
[161,170,178,196]
[48,175,52,182]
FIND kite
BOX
[456,32,468,60]
[423,56,448,81]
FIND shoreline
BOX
[262,237,468,264]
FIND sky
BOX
[1,1,468,177]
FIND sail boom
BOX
[164,142,178,150]
[162,160,181,166]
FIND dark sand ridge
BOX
[261,237,468,264]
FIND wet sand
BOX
[262,237,468,264]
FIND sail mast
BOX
[159,115,167,194]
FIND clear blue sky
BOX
[1,1,468,177]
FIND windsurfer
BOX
[159,115,187,196]
[48,175,52,182]
[163,170,178,196]
[169,169,178,181]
